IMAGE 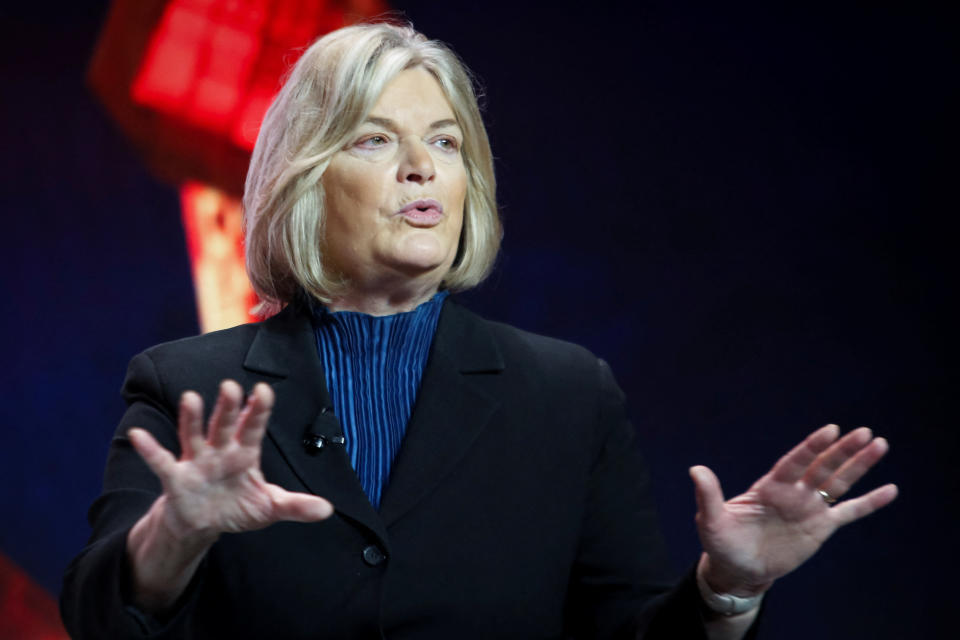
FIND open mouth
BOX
[397,199,444,226]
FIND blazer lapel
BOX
[245,302,387,543]
[379,301,505,527]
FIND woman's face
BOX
[321,67,467,295]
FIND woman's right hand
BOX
[125,380,333,612]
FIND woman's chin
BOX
[382,238,455,277]
[387,255,451,280]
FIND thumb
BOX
[689,465,726,524]
[267,485,335,523]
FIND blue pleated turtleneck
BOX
[311,291,448,510]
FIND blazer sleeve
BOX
[60,351,208,640]
[566,358,760,639]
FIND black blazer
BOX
[61,299,724,639]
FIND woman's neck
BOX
[326,281,441,316]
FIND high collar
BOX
[244,295,505,378]
[242,296,505,546]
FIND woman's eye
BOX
[357,135,389,148]
[433,137,460,152]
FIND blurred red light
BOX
[128,0,386,154]
[0,553,68,640]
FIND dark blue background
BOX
[1,2,952,637]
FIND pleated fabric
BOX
[311,291,448,510]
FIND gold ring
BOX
[817,489,837,505]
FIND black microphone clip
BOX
[303,409,345,454]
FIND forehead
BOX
[368,67,457,123]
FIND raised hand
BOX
[125,380,333,612]
[128,380,333,539]
[690,424,898,596]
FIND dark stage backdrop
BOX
[0,2,952,638]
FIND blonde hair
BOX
[244,22,500,309]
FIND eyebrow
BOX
[364,116,461,131]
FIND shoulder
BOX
[138,321,261,371]
[123,303,308,406]
[441,301,632,471]
[120,322,258,410]
[442,298,613,391]
[490,318,599,371]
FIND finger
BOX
[821,436,890,499]
[831,483,898,527]
[266,484,334,523]
[689,465,726,526]
[128,427,178,480]
[237,383,275,448]
[769,424,840,483]
[177,391,205,460]
[208,380,243,447]
[801,426,873,489]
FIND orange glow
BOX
[180,181,257,332]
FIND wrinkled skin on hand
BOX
[128,380,333,542]
[690,424,897,596]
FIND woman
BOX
[61,23,897,639]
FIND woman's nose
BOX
[397,138,436,184]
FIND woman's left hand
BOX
[690,424,898,596]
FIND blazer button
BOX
[361,545,386,567]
